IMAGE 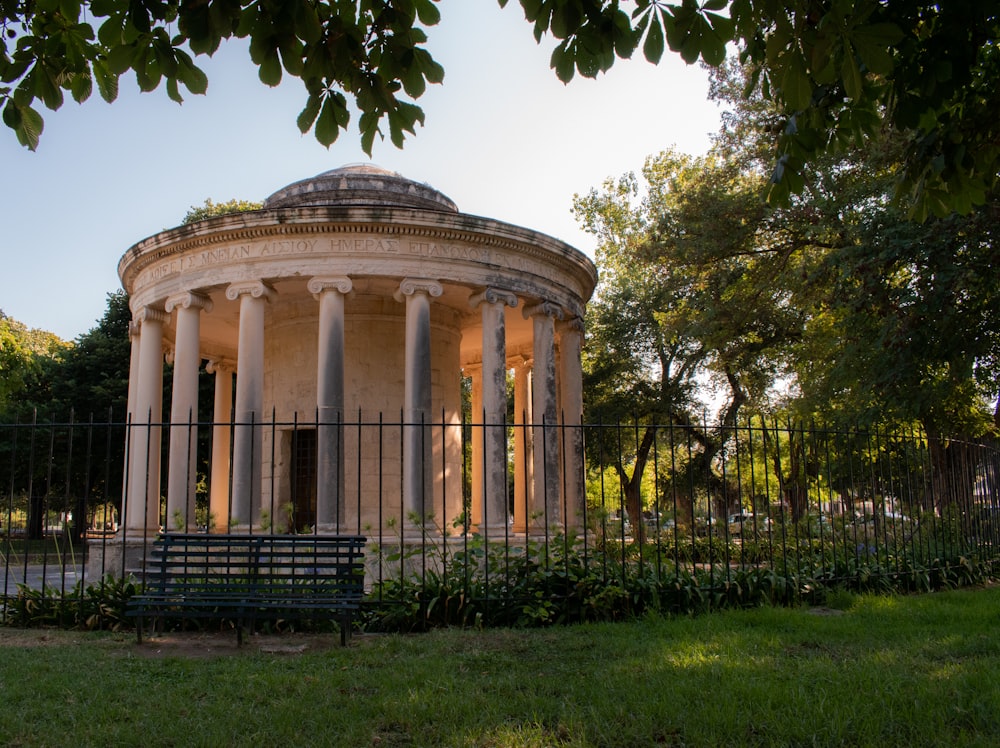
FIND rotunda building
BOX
[119,165,597,538]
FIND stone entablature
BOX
[121,213,593,316]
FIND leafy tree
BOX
[1,293,131,540]
[510,0,1000,219]
[182,198,264,225]
[1,0,444,153]
[40,290,132,419]
[0,311,67,415]
[798,199,1000,511]
[581,52,1000,519]
[575,148,811,531]
[4,1,997,217]
[710,56,1000,511]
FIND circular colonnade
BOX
[119,165,598,538]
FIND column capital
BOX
[469,287,518,310]
[206,358,236,375]
[522,301,565,321]
[509,353,532,369]
[128,320,140,340]
[394,277,443,302]
[165,291,213,315]
[308,275,353,297]
[134,306,169,326]
[558,316,586,335]
[225,280,275,302]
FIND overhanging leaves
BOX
[1,0,446,153]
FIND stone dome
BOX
[263,164,459,212]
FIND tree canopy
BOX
[0,311,67,414]
[0,291,131,421]
[3,1,997,217]
[576,54,1000,520]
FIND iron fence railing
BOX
[2,412,999,616]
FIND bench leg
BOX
[136,616,144,645]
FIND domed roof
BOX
[264,164,458,212]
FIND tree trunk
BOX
[768,423,809,523]
[616,425,658,543]
[925,428,977,514]
[27,493,45,540]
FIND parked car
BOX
[854,511,911,525]
[641,511,675,533]
[726,512,772,536]
[694,516,722,536]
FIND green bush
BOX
[362,531,999,633]
[3,575,137,630]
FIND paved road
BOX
[2,563,85,593]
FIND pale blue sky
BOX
[1,1,720,341]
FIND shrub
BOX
[3,576,137,630]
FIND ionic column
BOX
[226,280,274,528]
[395,278,442,524]
[121,321,141,510]
[466,364,484,531]
[470,288,518,535]
[206,359,234,533]
[309,276,352,530]
[164,292,212,531]
[125,321,141,432]
[524,301,564,531]
[511,356,533,533]
[125,306,168,535]
[558,317,586,528]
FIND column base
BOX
[86,534,160,582]
[475,523,513,541]
[315,523,347,535]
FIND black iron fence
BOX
[3,412,999,625]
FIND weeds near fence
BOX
[3,576,137,630]
[360,513,997,633]
[2,536,994,633]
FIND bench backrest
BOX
[145,534,366,600]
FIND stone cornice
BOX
[118,206,597,301]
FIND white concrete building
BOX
[118,165,597,539]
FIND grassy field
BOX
[1,587,999,747]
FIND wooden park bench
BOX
[126,533,367,646]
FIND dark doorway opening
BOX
[291,428,317,532]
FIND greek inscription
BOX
[144,259,182,282]
[408,241,487,262]
[331,237,400,253]
[199,244,252,265]
[260,238,317,255]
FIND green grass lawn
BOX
[1,587,999,747]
